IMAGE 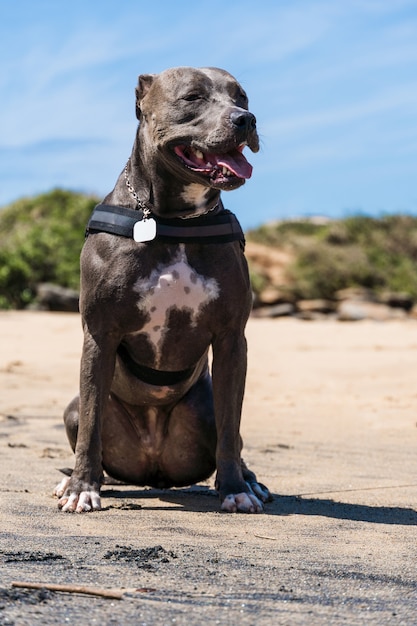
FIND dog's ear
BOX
[135,74,156,120]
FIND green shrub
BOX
[247,220,327,247]
[249,268,268,297]
[0,189,98,309]
[286,242,380,300]
[247,215,417,302]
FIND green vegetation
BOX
[0,189,98,309]
[247,215,417,301]
[1,189,417,309]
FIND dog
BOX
[54,66,271,513]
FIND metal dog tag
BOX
[133,218,157,242]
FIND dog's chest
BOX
[134,245,219,363]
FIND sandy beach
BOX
[1,311,416,624]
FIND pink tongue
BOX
[210,149,253,179]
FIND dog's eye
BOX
[182,93,202,102]
[236,89,248,107]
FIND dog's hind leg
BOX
[62,395,80,452]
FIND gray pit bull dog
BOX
[54,66,272,514]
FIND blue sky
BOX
[1,0,417,230]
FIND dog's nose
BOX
[230,109,257,132]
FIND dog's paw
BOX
[246,480,273,503]
[54,477,101,513]
[53,476,71,499]
[59,490,101,513]
[221,492,264,513]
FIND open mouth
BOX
[173,144,253,184]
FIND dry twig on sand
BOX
[12,581,127,600]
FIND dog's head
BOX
[135,67,259,192]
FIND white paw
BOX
[53,476,71,498]
[221,492,264,513]
[54,478,101,513]
[60,490,101,513]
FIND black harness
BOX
[86,203,245,245]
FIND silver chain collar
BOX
[124,160,152,219]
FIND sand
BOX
[1,311,416,625]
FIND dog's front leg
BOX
[57,328,117,513]
[212,331,264,513]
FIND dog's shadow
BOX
[102,485,417,526]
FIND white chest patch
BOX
[134,245,219,364]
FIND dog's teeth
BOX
[222,166,232,176]
[195,149,204,160]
